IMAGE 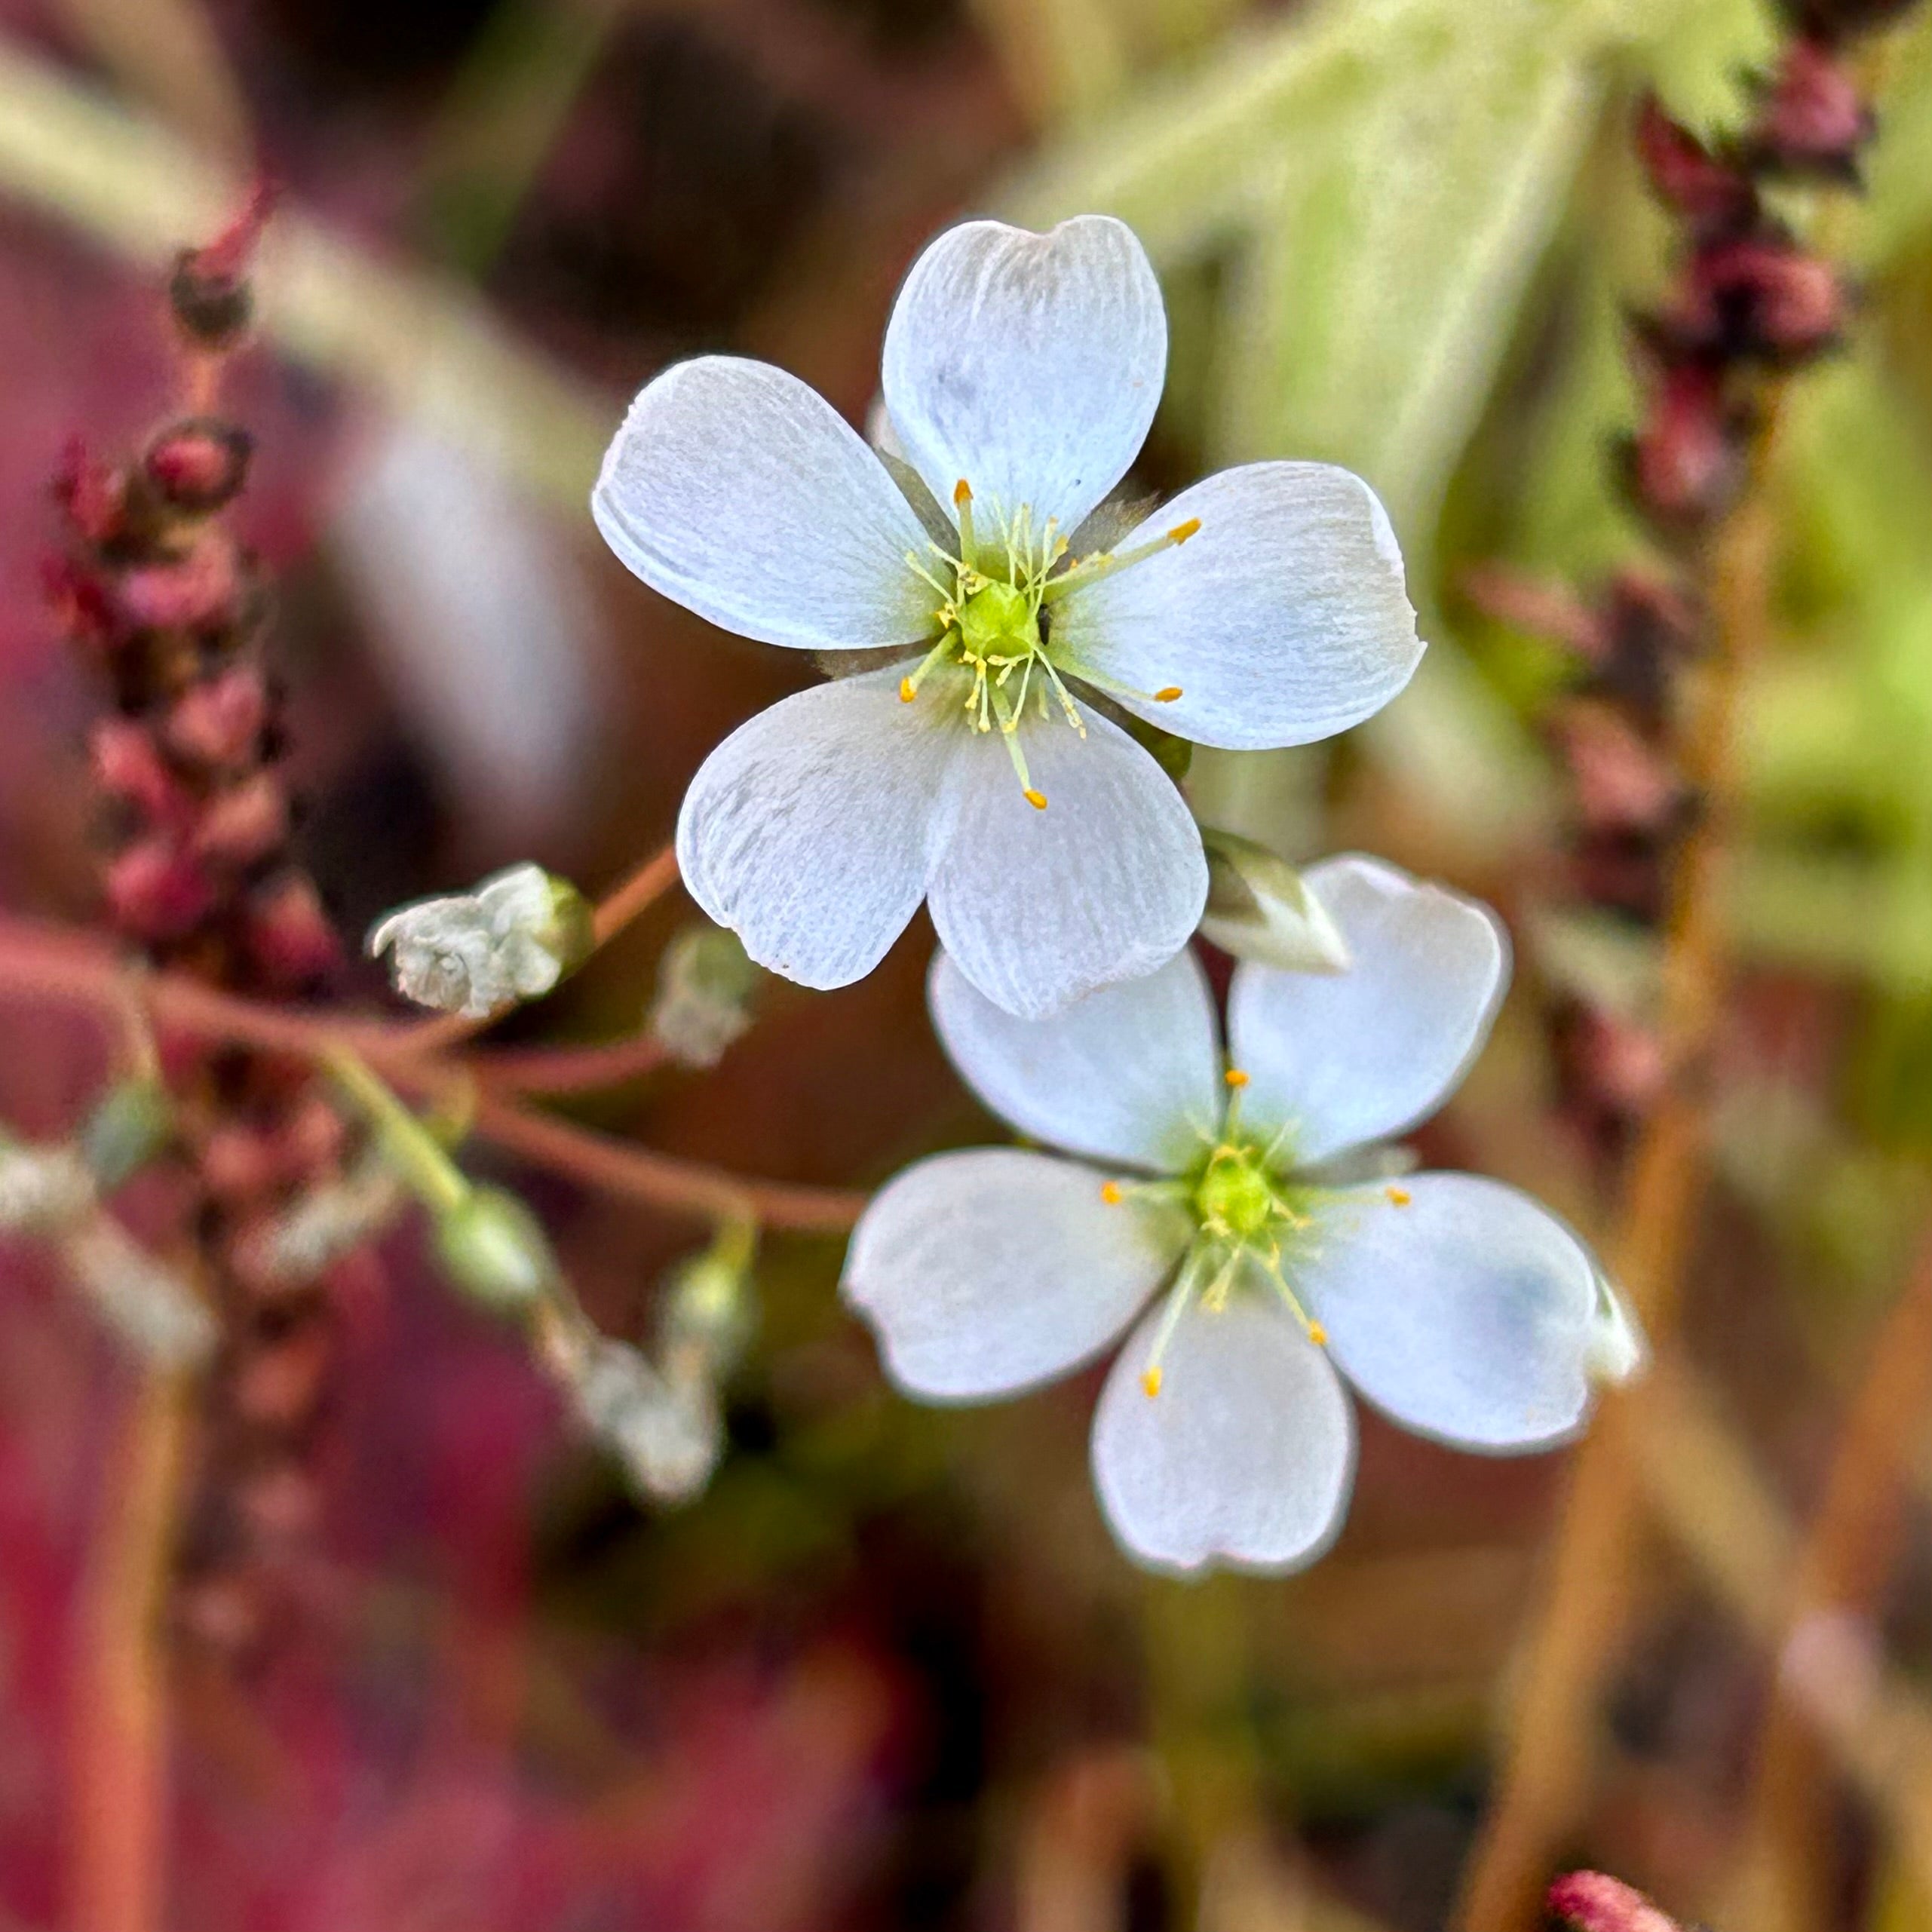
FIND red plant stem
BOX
[472,1031,668,1095]
[68,1364,195,1932]
[0,910,863,1232]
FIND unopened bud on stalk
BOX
[0,1140,97,1234]
[572,1336,722,1504]
[1197,826,1351,973]
[660,1219,756,1378]
[369,863,593,1020]
[434,1185,558,1311]
[80,1078,173,1190]
[60,1217,217,1366]
[646,924,760,1068]
[258,1160,407,1284]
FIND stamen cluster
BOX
[897,480,1194,808]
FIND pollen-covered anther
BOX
[1154,685,1183,702]
[1307,1322,1328,1348]
[1385,1185,1412,1207]
[952,479,972,506]
[1100,1180,1124,1205]
[1168,517,1201,544]
[898,676,915,703]
[1024,788,1048,811]
[1224,1068,1250,1089]
[1139,1366,1163,1399]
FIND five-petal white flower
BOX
[841,855,1643,1577]
[594,215,1424,1020]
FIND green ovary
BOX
[956,581,1039,661]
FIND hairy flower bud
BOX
[646,924,760,1067]
[434,1185,558,1311]
[0,1141,96,1234]
[572,1336,722,1504]
[81,1078,174,1190]
[1198,826,1351,973]
[369,864,593,1020]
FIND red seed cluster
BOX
[1497,23,1895,1164]
[48,191,363,1661]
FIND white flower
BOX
[841,855,1642,1577]
[367,863,592,1020]
[594,216,1423,1020]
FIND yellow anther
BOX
[1024,788,1048,811]
[1154,685,1183,703]
[1308,1322,1329,1348]
[1385,1185,1412,1207]
[898,676,915,703]
[1168,517,1201,544]
[953,478,972,505]
[1100,1180,1124,1206]
[1140,1366,1163,1399]
[1224,1068,1250,1089]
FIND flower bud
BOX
[433,1185,557,1311]
[646,924,759,1067]
[1634,98,1755,230]
[144,419,253,515]
[0,1141,95,1234]
[660,1220,756,1378]
[80,1078,173,1190]
[60,1216,217,1366]
[106,837,216,941]
[163,667,268,770]
[572,1336,722,1504]
[1197,827,1351,974]
[1750,37,1871,178]
[244,872,341,989]
[1585,1275,1648,1388]
[368,863,593,1020]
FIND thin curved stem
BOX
[474,1031,668,1096]
[0,908,861,1234]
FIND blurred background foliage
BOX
[2,0,1931,1928]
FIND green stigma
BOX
[957,580,1039,659]
[1192,1142,1296,1244]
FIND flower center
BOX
[894,477,1199,810]
[1100,1066,1326,1398]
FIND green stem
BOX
[322,1046,469,1216]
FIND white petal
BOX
[1052,463,1422,750]
[927,708,1207,1020]
[676,667,949,989]
[928,946,1221,1172]
[594,357,934,651]
[1302,1174,1605,1452]
[1091,1288,1356,1577]
[1228,854,1508,1164]
[842,1148,1181,1401]
[882,216,1167,535]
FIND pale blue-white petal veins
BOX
[928,946,1222,1173]
[1090,1291,1357,1577]
[1303,1173,1605,1452]
[1050,462,1422,750]
[676,667,950,989]
[926,708,1208,1020]
[882,216,1167,539]
[1228,854,1509,1164]
[842,1148,1182,1401]
[594,356,935,651]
